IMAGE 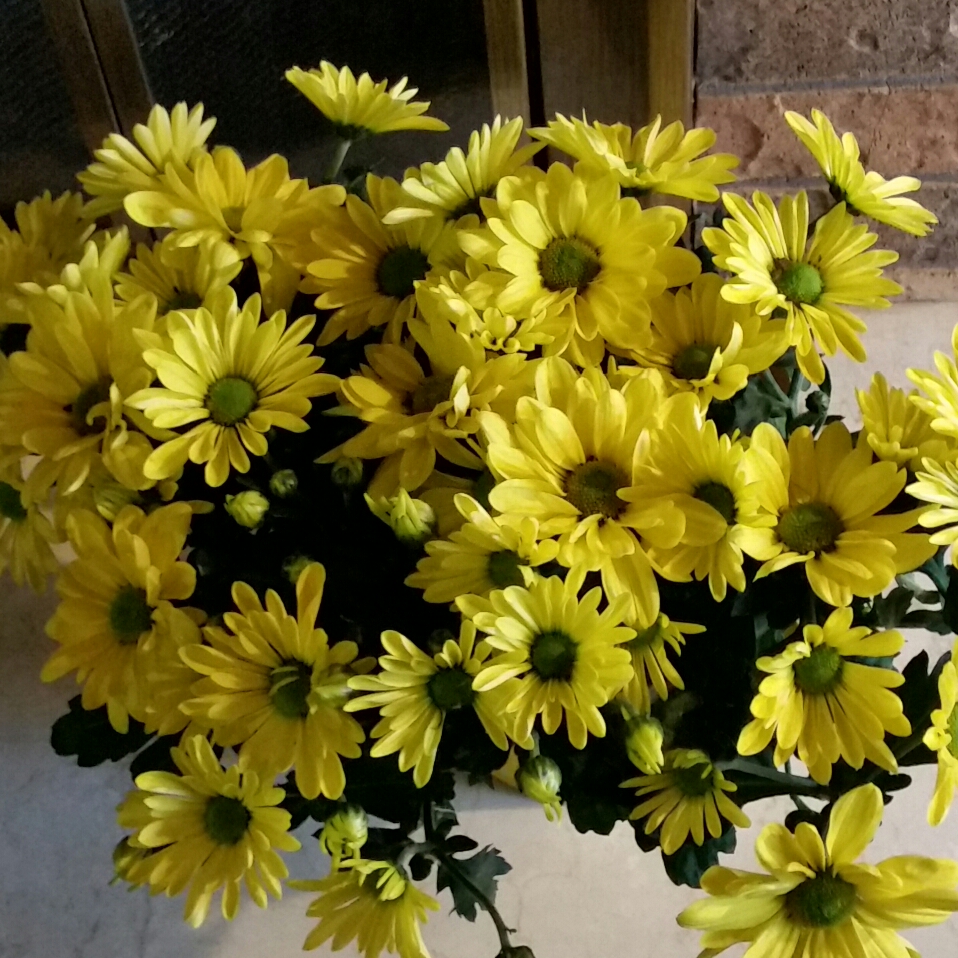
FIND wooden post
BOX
[646,0,695,127]
[482,0,533,124]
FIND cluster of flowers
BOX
[5,60,958,958]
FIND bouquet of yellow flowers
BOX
[6,61,958,958]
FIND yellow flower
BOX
[631,273,787,404]
[458,571,635,749]
[181,563,365,800]
[703,191,901,384]
[908,459,958,565]
[286,62,448,136]
[384,116,543,223]
[622,393,773,601]
[366,488,437,546]
[857,372,954,470]
[0,464,60,592]
[406,492,559,603]
[117,734,301,927]
[78,102,215,217]
[40,503,196,732]
[460,162,700,365]
[739,422,935,606]
[482,358,685,622]
[786,109,938,237]
[678,784,958,957]
[345,622,510,787]
[925,639,958,825]
[737,607,910,784]
[909,322,958,441]
[529,113,737,201]
[127,289,338,488]
[291,858,439,956]
[624,748,749,855]
[623,712,665,775]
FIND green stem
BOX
[718,757,829,798]
[325,138,352,182]
[788,365,806,417]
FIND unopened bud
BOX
[93,481,141,522]
[366,489,436,546]
[319,803,368,869]
[269,469,298,497]
[517,755,562,822]
[283,554,314,584]
[111,838,149,887]
[224,490,269,529]
[331,457,364,488]
[624,713,664,775]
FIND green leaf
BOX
[437,846,512,922]
[662,827,737,888]
[129,734,180,779]
[50,696,151,767]
[943,567,958,633]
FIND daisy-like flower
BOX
[181,563,366,800]
[740,422,935,607]
[127,289,339,488]
[623,748,750,855]
[406,493,559,603]
[460,162,701,366]
[786,109,938,237]
[925,638,958,825]
[737,606,910,784]
[0,463,60,592]
[623,394,773,601]
[291,858,439,957]
[909,322,958,441]
[482,358,685,622]
[117,734,301,927]
[299,173,460,345]
[908,459,958,565]
[630,273,787,404]
[383,116,543,223]
[317,310,527,497]
[703,191,901,384]
[857,372,954,471]
[678,784,958,957]
[78,102,215,217]
[40,503,196,732]
[286,62,448,137]
[457,571,635,749]
[528,113,738,201]
[345,622,512,787]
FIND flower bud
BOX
[366,489,436,546]
[224,490,269,529]
[93,480,142,522]
[269,468,298,497]
[331,457,364,488]
[319,803,368,869]
[110,838,149,887]
[624,714,665,775]
[283,554,314,584]
[517,755,562,822]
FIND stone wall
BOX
[695,0,958,298]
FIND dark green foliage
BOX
[51,697,151,767]
[436,846,512,922]
[661,827,736,888]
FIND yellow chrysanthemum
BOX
[703,191,901,384]
[623,748,750,855]
[345,622,511,787]
[460,162,700,365]
[482,358,684,622]
[925,639,958,826]
[406,492,558,603]
[40,503,196,732]
[291,858,439,957]
[286,62,448,136]
[857,372,954,471]
[529,113,738,201]
[78,102,215,218]
[0,463,60,592]
[623,394,773,601]
[678,784,958,957]
[737,607,910,785]
[907,459,958,565]
[908,322,958,441]
[180,563,365,800]
[117,734,301,927]
[317,311,527,497]
[457,571,635,749]
[739,422,935,607]
[786,109,938,237]
[384,116,543,223]
[127,289,338,487]
[630,273,787,404]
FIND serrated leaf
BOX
[409,854,433,882]
[129,734,180,780]
[662,827,737,888]
[437,846,512,922]
[50,696,151,767]
[444,834,480,854]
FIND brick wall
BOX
[695,0,958,299]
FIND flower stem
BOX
[326,138,352,182]
[718,757,830,798]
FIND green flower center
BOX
[793,645,844,695]
[672,761,715,798]
[774,261,824,306]
[538,237,601,293]
[531,629,578,681]
[109,585,153,645]
[694,481,737,524]
[777,502,844,554]
[786,871,857,928]
[206,377,258,426]
[222,205,246,233]
[70,380,111,436]
[377,245,430,299]
[270,660,313,719]
[427,667,476,711]
[627,616,664,653]
[203,795,251,846]
[672,343,719,381]
[487,549,525,588]
[947,706,958,760]
[409,373,455,414]
[165,289,203,313]
[0,481,27,522]
[564,460,628,520]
